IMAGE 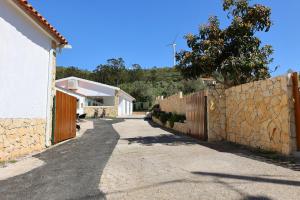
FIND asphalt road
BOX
[0,119,121,200]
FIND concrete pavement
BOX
[100,119,300,200]
[1,118,300,200]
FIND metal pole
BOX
[173,44,176,66]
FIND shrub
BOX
[159,112,170,125]
[151,107,186,128]
[149,104,160,112]
[168,113,186,128]
[152,109,161,118]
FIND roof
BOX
[12,0,68,45]
[55,86,86,98]
[55,77,135,101]
[119,89,136,101]
[56,76,120,91]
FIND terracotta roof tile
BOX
[14,0,68,45]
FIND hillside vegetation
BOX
[56,58,205,104]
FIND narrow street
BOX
[102,119,300,200]
[1,119,300,200]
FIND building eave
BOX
[11,0,68,45]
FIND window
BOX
[86,98,104,106]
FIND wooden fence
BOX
[185,91,208,140]
[292,72,300,150]
[53,91,77,144]
[157,90,208,140]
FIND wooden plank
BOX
[292,72,300,150]
[54,91,77,144]
[184,91,207,140]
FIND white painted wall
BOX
[129,102,133,115]
[118,97,134,116]
[126,100,130,115]
[0,0,52,118]
[77,97,85,115]
[118,97,125,116]
[56,78,135,116]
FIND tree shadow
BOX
[191,171,300,187]
[148,119,300,171]
[124,134,201,146]
[198,141,300,172]
[124,120,201,146]
[0,119,123,200]
[242,196,272,200]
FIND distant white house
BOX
[56,77,135,117]
[0,0,69,161]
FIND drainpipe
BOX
[45,48,54,147]
[45,44,72,147]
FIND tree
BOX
[56,66,93,80]
[94,58,128,86]
[56,60,202,106]
[119,81,155,102]
[128,64,144,82]
[176,0,274,88]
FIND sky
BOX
[29,0,300,76]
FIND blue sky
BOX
[30,0,300,76]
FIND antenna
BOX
[167,34,178,66]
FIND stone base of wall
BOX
[84,106,118,118]
[152,117,188,135]
[0,119,46,161]
[173,122,189,134]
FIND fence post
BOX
[204,95,208,141]
[292,72,300,150]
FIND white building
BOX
[56,77,135,117]
[0,0,69,161]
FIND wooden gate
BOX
[53,91,77,144]
[185,91,208,140]
[292,72,300,150]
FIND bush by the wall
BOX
[159,112,171,125]
[151,104,162,119]
[150,104,160,112]
[151,107,186,127]
[168,113,186,128]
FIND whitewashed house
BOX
[56,77,135,117]
[0,0,69,161]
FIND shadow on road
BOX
[0,119,123,200]
[146,119,300,172]
[191,171,300,187]
[124,134,200,146]
[123,119,201,146]
[198,141,300,172]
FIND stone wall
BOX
[207,86,226,142]
[156,92,186,115]
[0,119,46,161]
[225,75,296,155]
[154,74,297,155]
[84,106,118,118]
